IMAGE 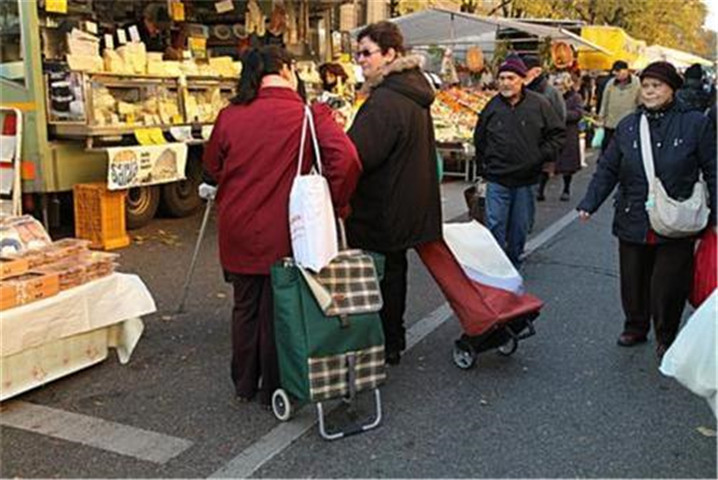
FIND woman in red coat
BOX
[203,46,362,407]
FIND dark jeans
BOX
[485,182,535,268]
[230,274,279,405]
[618,239,695,347]
[379,249,409,355]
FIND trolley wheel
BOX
[272,389,293,422]
[497,337,518,356]
[453,339,476,370]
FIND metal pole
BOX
[176,197,213,314]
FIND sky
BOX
[705,0,718,30]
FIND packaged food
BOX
[2,249,52,269]
[79,251,119,281]
[34,259,88,291]
[44,238,91,263]
[0,272,60,310]
[0,256,29,280]
[0,215,52,254]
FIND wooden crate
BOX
[73,183,130,250]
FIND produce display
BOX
[432,88,494,144]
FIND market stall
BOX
[373,8,609,181]
[1,0,349,232]
[0,215,155,401]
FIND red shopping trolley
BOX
[416,221,544,369]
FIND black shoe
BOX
[560,192,570,201]
[536,193,546,202]
[385,351,401,365]
[617,332,648,347]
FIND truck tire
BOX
[126,186,160,230]
[160,155,203,217]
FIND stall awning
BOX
[360,8,609,53]
[577,25,647,71]
[644,45,714,70]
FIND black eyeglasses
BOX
[355,48,381,60]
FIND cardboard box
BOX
[0,272,61,311]
[0,257,29,280]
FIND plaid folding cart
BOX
[270,251,386,440]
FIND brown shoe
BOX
[656,344,668,360]
[617,332,648,347]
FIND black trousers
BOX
[230,274,279,404]
[618,239,695,347]
[379,249,409,354]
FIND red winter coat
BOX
[203,87,361,275]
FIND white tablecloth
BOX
[1,273,156,401]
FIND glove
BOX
[198,183,217,200]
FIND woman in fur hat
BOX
[577,61,716,359]
[347,21,442,365]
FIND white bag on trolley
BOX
[660,290,717,416]
[289,106,338,272]
[443,220,524,294]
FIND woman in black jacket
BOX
[577,61,716,359]
[347,21,442,365]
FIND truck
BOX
[0,0,230,230]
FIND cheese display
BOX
[183,87,229,123]
[89,82,181,127]
[67,54,104,72]
[103,49,133,75]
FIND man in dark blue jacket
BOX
[473,57,565,268]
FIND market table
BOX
[1,273,156,401]
[437,142,477,182]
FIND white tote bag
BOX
[639,114,709,238]
[289,106,338,272]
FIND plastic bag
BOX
[591,127,604,149]
[660,290,717,416]
[690,228,717,308]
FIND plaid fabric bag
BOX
[313,249,383,318]
[308,345,386,402]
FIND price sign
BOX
[46,0,68,14]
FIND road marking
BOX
[0,401,193,464]
[523,209,578,258]
[209,212,578,478]
[209,302,455,479]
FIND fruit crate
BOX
[73,183,130,250]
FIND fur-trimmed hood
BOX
[361,54,435,108]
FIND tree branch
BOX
[488,0,513,16]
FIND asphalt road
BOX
[1,153,715,478]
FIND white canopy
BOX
[355,8,609,53]
[643,45,714,70]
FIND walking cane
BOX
[177,184,216,314]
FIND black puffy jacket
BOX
[347,56,442,252]
[473,89,566,187]
[578,102,717,244]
